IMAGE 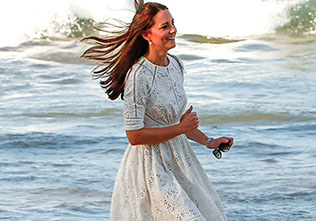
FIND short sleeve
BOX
[123,65,150,130]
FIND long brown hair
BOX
[81,0,168,100]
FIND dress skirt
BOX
[110,134,227,221]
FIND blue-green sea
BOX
[0,0,315,220]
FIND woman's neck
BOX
[145,49,169,67]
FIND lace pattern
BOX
[124,55,186,130]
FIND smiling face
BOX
[143,9,177,54]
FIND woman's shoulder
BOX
[130,57,156,75]
[168,54,185,74]
[125,57,154,83]
[168,54,182,64]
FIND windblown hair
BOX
[81,0,169,100]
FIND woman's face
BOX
[145,9,177,53]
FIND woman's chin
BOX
[168,42,176,50]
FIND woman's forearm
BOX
[185,129,208,146]
[185,129,233,150]
[126,124,183,145]
[127,127,209,146]
[126,107,199,145]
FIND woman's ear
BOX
[141,30,150,42]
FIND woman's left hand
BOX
[208,137,234,149]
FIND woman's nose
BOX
[170,25,177,34]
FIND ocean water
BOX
[0,0,315,220]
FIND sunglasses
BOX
[213,142,231,159]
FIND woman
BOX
[82,1,233,220]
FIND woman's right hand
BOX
[179,106,199,133]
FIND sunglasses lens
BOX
[213,149,222,159]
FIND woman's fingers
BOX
[228,137,234,147]
[223,137,234,147]
[188,113,199,125]
[179,106,200,133]
[180,106,194,122]
[185,105,193,115]
[190,113,199,122]
[181,112,199,132]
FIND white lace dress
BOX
[110,55,227,221]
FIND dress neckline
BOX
[143,55,171,68]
